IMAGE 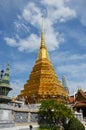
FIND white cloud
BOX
[50,52,86,95]
[45,27,64,50]
[69,54,86,60]
[68,80,86,95]
[4,34,40,52]
[9,61,33,97]
[41,0,76,22]
[51,52,86,63]
[18,34,40,52]
[52,52,86,78]
[4,0,76,52]
[22,2,42,28]
[57,63,86,76]
[14,21,30,33]
[9,80,24,97]
[56,63,86,95]
[68,0,86,26]
[4,37,18,47]
[12,62,30,74]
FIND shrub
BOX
[65,117,85,130]
[38,124,60,130]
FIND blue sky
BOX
[0,0,86,97]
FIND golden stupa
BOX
[18,18,69,104]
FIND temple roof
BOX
[0,63,12,102]
[69,96,75,104]
[76,102,86,107]
[0,63,12,90]
[75,89,86,102]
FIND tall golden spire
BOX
[37,16,50,60]
[18,17,69,104]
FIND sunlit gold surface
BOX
[18,19,69,104]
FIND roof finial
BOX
[6,61,10,69]
[42,14,44,32]
[41,14,45,46]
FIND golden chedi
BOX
[18,18,69,104]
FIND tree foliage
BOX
[38,99,73,129]
[65,117,85,130]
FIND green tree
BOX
[38,99,73,129]
[65,117,85,130]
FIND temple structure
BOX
[0,63,14,128]
[74,89,86,118]
[0,63,12,103]
[69,88,86,119]
[18,19,69,104]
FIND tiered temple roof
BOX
[74,89,86,117]
[18,19,69,104]
[0,63,12,103]
[75,89,86,103]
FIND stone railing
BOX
[0,95,11,99]
[0,104,13,110]
[0,103,40,111]
[13,103,40,112]
[14,106,29,112]
[28,104,40,110]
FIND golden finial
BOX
[42,14,44,32]
[41,14,45,46]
